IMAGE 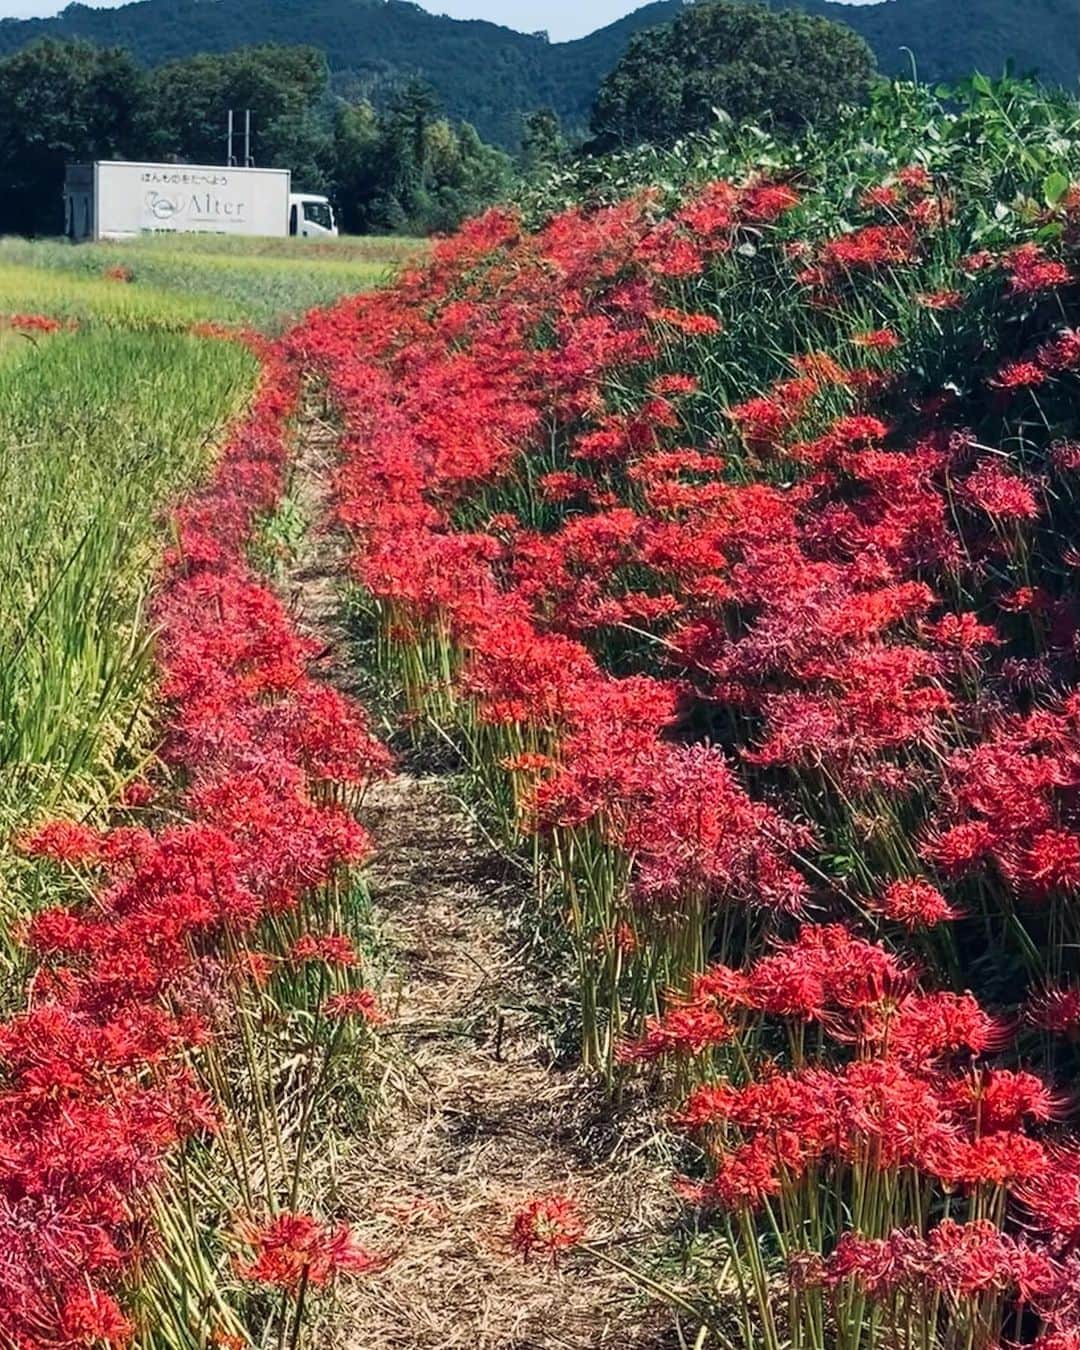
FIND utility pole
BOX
[225,109,255,167]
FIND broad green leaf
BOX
[1044,171,1070,206]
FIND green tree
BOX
[589,0,877,151]
[519,107,566,175]
[141,45,329,169]
[332,83,514,236]
[0,38,147,234]
[260,104,335,193]
[421,119,514,233]
[381,80,443,202]
[331,98,382,234]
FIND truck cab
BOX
[289,193,337,238]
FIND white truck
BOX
[64,161,337,241]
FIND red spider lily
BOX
[726,395,798,445]
[923,702,1080,903]
[1005,243,1072,295]
[235,1212,384,1292]
[650,373,700,397]
[961,461,1040,520]
[861,184,901,210]
[916,289,964,309]
[619,1003,734,1062]
[1037,329,1080,371]
[1026,830,1080,897]
[60,1290,133,1346]
[872,878,961,929]
[820,224,918,271]
[945,1068,1063,1132]
[990,359,1048,389]
[1032,1334,1080,1350]
[741,182,801,222]
[7,312,65,333]
[703,1137,789,1210]
[961,249,997,272]
[791,351,851,386]
[676,180,739,237]
[896,166,932,192]
[17,819,102,865]
[922,611,999,652]
[744,925,909,1020]
[324,990,385,1024]
[872,991,1011,1062]
[288,934,359,968]
[649,307,722,336]
[1017,1147,1080,1252]
[1028,985,1080,1035]
[932,1130,1050,1188]
[509,1195,585,1262]
[908,195,954,229]
[636,226,705,278]
[277,160,1080,1350]
[851,328,901,350]
[118,780,154,807]
[726,377,817,447]
[815,1219,1065,1303]
[538,470,596,503]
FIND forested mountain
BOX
[0,0,1074,147]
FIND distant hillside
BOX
[798,0,1078,89]
[0,0,1074,148]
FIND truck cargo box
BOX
[64,161,292,241]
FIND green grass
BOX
[0,327,256,864]
[0,261,249,328]
[0,233,422,330]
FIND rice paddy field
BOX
[0,232,419,328]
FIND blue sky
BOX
[0,0,869,41]
[422,0,867,40]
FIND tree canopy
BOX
[0,38,145,235]
[141,45,330,167]
[589,0,877,151]
[0,0,1072,154]
[332,80,514,236]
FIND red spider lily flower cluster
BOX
[5,312,70,333]
[235,1211,384,1293]
[5,338,388,1346]
[657,931,1080,1339]
[791,1219,1068,1310]
[276,144,1080,1345]
[284,185,810,1026]
[1006,243,1074,295]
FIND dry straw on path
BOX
[283,412,677,1350]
